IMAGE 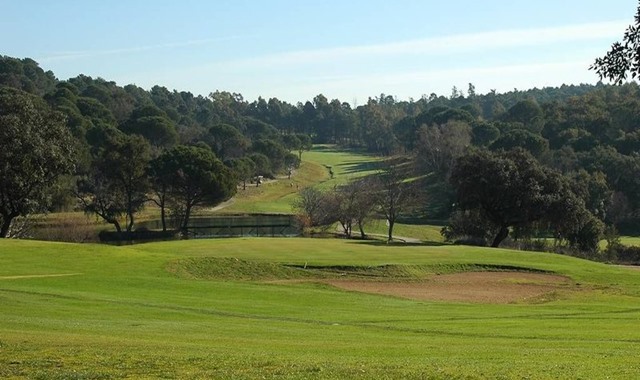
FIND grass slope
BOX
[222,145,382,214]
[2,238,640,379]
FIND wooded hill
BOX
[1,54,640,250]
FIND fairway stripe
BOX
[2,287,640,344]
[0,273,83,280]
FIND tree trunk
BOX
[0,214,15,238]
[126,191,134,232]
[387,220,394,242]
[127,211,135,232]
[491,226,509,247]
[112,219,122,233]
[160,203,167,232]
[358,220,366,239]
[181,205,192,238]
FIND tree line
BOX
[1,51,640,253]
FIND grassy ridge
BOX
[2,238,640,378]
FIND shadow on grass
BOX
[349,239,449,247]
[338,160,387,174]
[396,216,446,226]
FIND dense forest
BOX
[2,54,640,254]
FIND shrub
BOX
[441,209,499,246]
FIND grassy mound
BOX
[167,257,319,281]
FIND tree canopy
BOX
[591,4,640,84]
[0,87,76,237]
[2,53,640,245]
[150,145,236,233]
[450,149,601,249]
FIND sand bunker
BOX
[325,272,573,304]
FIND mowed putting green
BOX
[2,238,640,379]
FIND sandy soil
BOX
[324,272,574,304]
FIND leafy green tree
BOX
[227,157,256,190]
[281,134,301,152]
[591,4,640,83]
[75,166,127,233]
[569,170,611,220]
[392,116,419,151]
[360,99,398,154]
[0,87,76,237]
[0,56,57,96]
[547,194,604,252]
[441,209,500,245]
[209,123,248,160]
[152,145,236,233]
[490,128,549,157]
[77,133,151,232]
[76,96,116,126]
[295,133,312,160]
[248,152,272,179]
[450,149,594,248]
[471,121,500,147]
[503,99,545,133]
[251,139,288,173]
[431,108,475,125]
[244,117,278,140]
[121,115,178,149]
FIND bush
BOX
[616,245,640,264]
[441,209,499,245]
[606,238,640,264]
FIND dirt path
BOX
[366,233,422,244]
[205,198,235,212]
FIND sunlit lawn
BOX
[221,144,382,214]
[2,238,640,378]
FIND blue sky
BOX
[1,0,637,103]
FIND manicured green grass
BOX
[2,237,640,379]
[223,145,382,214]
[362,219,445,242]
[301,144,383,187]
[620,236,640,247]
[219,159,328,214]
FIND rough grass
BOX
[2,238,640,378]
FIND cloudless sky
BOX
[1,0,637,104]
